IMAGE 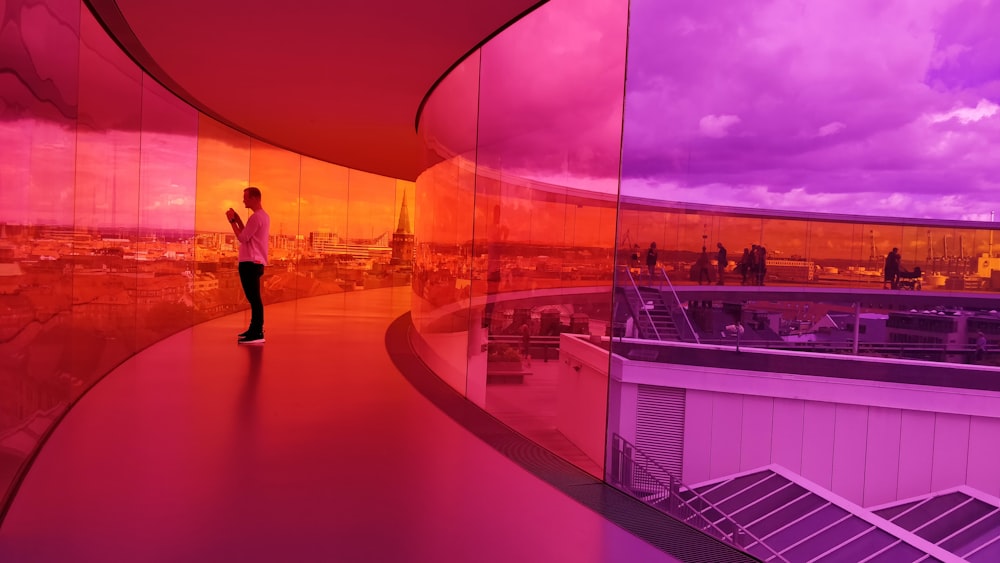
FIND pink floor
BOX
[0,287,676,562]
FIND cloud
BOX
[699,114,741,138]
[818,122,846,137]
[615,0,1000,219]
[927,99,999,124]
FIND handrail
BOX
[617,266,661,340]
[658,266,700,344]
[611,434,787,562]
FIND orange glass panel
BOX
[248,141,300,304]
[193,115,250,323]
[298,157,350,299]
[339,169,396,293]
[136,78,198,350]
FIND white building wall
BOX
[595,341,1000,508]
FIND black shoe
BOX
[238,332,265,344]
[237,329,252,338]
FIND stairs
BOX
[623,286,680,341]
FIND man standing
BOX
[975,330,988,363]
[226,187,270,344]
[716,242,727,285]
[645,242,658,285]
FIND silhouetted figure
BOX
[884,248,900,289]
[975,331,988,362]
[520,322,531,367]
[739,248,751,285]
[755,245,768,286]
[645,242,658,284]
[716,242,727,285]
[694,247,712,285]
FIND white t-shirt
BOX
[237,208,270,265]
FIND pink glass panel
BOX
[70,9,143,387]
[413,52,480,396]
[472,0,628,477]
[135,78,198,349]
[0,0,82,509]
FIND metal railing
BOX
[487,334,561,362]
[619,266,661,340]
[658,266,700,344]
[610,434,786,562]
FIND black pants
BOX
[239,262,265,332]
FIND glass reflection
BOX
[70,9,143,387]
[193,115,251,323]
[621,0,1000,220]
[414,51,481,396]
[471,0,627,476]
[248,141,300,304]
[0,0,82,509]
[298,157,350,299]
[136,78,197,350]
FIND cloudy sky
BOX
[620,0,1000,220]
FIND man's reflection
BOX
[233,344,262,467]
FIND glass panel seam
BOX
[777,513,852,557]
[937,507,1000,549]
[758,501,833,543]
[804,526,878,563]
[910,496,974,535]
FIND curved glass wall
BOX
[416,0,628,478]
[0,1,414,517]
[416,0,1000,554]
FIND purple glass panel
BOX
[621,0,1000,220]
[475,0,627,477]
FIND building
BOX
[2,0,1000,562]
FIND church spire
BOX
[395,191,411,234]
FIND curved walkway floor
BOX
[0,287,679,563]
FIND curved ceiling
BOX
[91,0,543,181]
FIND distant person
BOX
[755,245,768,286]
[748,244,760,285]
[716,242,727,285]
[645,242,658,284]
[694,247,712,285]
[630,244,641,272]
[975,331,988,362]
[739,247,751,285]
[884,248,899,289]
[519,322,532,367]
[227,186,270,344]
